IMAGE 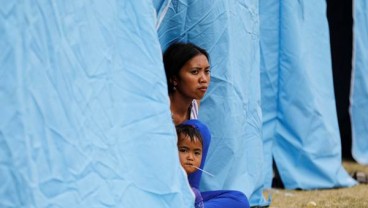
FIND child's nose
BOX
[187,153,194,160]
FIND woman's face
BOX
[173,54,210,100]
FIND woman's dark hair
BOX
[176,124,203,145]
[163,42,209,94]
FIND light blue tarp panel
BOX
[351,1,368,165]
[259,0,279,188]
[260,0,356,189]
[0,1,194,207]
[158,0,268,206]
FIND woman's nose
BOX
[199,73,209,83]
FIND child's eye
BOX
[179,148,187,153]
[195,151,202,156]
[205,69,211,74]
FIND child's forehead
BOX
[178,134,202,144]
[178,133,198,140]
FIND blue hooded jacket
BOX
[182,119,211,189]
[180,119,250,208]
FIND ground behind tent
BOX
[267,160,368,208]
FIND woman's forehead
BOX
[185,54,209,67]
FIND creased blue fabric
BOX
[259,0,280,188]
[0,1,194,207]
[351,0,368,165]
[260,0,356,189]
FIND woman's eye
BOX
[190,69,199,75]
[205,69,211,74]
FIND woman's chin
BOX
[194,94,205,100]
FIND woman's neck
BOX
[170,93,193,125]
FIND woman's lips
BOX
[198,86,207,92]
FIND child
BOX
[176,122,205,208]
[176,119,250,208]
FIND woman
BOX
[163,42,211,125]
[164,43,250,208]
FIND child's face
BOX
[178,134,203,174]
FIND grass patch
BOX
[266,160,368,208]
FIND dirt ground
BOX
[266,160,368,208]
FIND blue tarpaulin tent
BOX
[260,0,356,189]
[351,0,368,165]
[0,1,193,207]
[1,0,367,207]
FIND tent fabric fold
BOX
[260,0,356,189]
[351,0,368,165]
[0,1,193,207]
[1,0,366,207]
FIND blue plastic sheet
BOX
[351,1,368,165]
[0,1,194,207]
[2,0,365,207]
[259,0,280,188]
[158,0,268,206]
[260,0,356,189]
